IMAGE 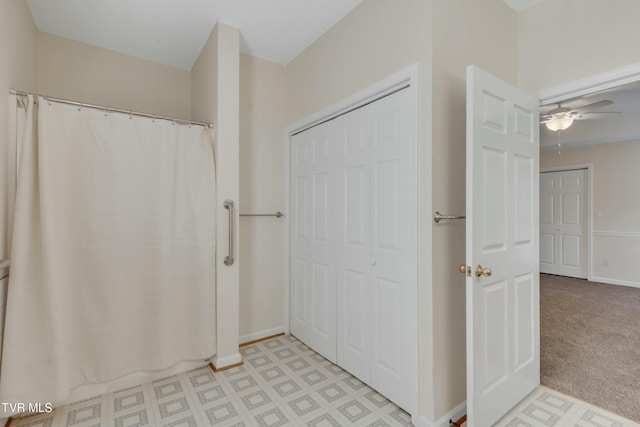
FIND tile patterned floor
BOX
[495,386,640,427]
[9,335,412,427]
[8,334,640,427]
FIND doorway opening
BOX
[538,67,640,424]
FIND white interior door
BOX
[540,169,588,278]
[290,123,337,362]
[466,65,540,427]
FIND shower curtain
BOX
[0,96,217,405]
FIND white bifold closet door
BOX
[290,88,414,411]
[540,169,588,278]
[290,119,338,361]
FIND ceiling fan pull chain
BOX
[557,130,562,155]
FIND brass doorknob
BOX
[459,264,467,274]
[475,265,492,277]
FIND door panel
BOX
[369,89,413,411]
[514,155,534,246]
[336,88,414,410]
[293,258,309,324]
[561,193,581,224]
[483,279,509,390]
[540,234,555,265]
[374,160,401,250]
[482,147,508,251]
[290,125,337,362]
[539,169,587,278]
[466,65,540,427]
[345,166,367,245]
[337,118,372,382]
[514,273,535,370]
[312,263,330,336]
[561,235,581,267]
[373,277,400,371]
[540,194,554,224]
[313,174,329,241]
[342,269,369,381]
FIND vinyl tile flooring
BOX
[495,386,640,427]
[8,334,639,427]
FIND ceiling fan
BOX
[540,100,616,131]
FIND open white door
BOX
[466,65,540,427]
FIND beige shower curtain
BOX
[0,96,216,406]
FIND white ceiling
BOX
[26,0,363,70]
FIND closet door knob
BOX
[371,260,376,266]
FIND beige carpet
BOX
[541,274,640,423]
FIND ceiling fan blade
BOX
[570,100,613,114]
[574,112,623,120]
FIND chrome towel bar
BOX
[433,211,466,223]
[240,212,284,218]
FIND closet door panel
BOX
[308,130,337,361]
[369,89,412,410]
[291,126,337,362]
[309,169,333,352]
[291,136,312,340]
[336,119,372,382]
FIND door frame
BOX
[283,63,422,419]
[538,62,640,105]
[540,165,593,280]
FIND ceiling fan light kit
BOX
[540,99,614,132]
[545,117,574,131]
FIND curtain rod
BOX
[10,89,214,129]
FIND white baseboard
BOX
[413,416,434,427]
[413,401,466,427]
[590,276,640,289]
[239,326,285,345]
[210,353,242,370]
[435,401,467,427]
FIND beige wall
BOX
[191,23,242,368]
[431,0,518,418]
[238,54,287,339]
[519,0,640,92]
[191,28,218,125]
[542,140,640,286]
[0,0,38,260]
[38,33,191,120]
[286,0,432,125]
